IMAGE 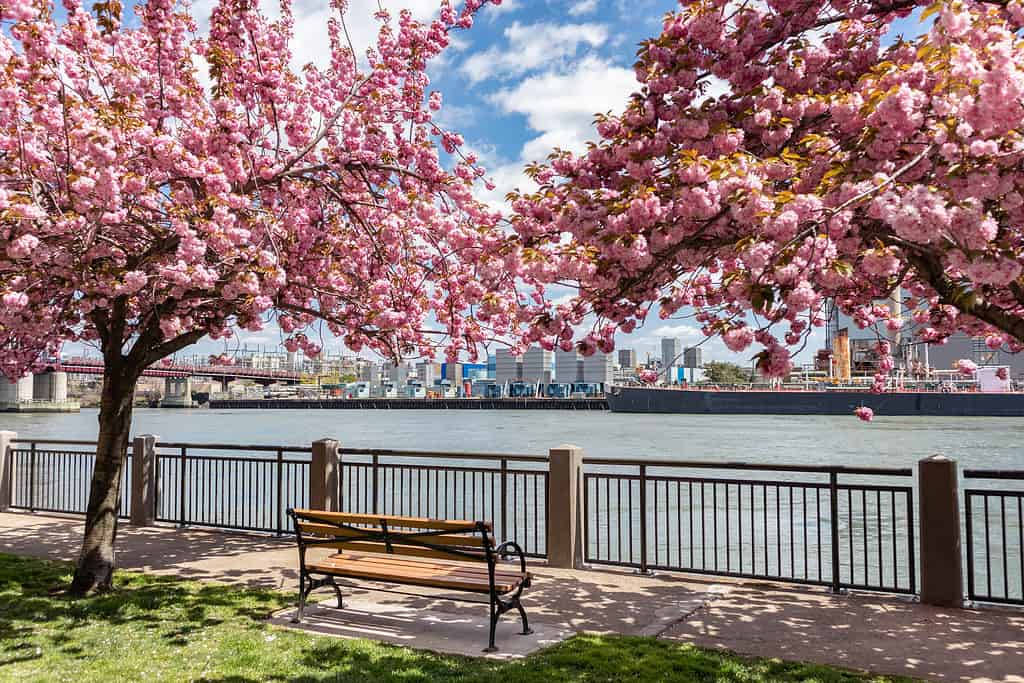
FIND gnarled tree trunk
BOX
[70,361,138,595]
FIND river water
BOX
[4,407,1023,469]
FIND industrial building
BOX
[522,347,553,383]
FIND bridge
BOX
[53,357,302,384]
[6,357,304,409]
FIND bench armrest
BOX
[495,541,528,574]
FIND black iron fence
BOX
[4,436,1023,605]
[336,448,549,557]
[582,460,916,594]
[963,469,1024,605]
[154,442,311,534]
[8,439,132,518]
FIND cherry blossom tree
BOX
[0,0,519,593]
[510,0,1024,389]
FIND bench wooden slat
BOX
[325,552,529,582]
[308,552,527,594]
[296,522,493,548]
[292,509,488,532]
[322,541,486,563]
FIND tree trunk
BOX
[70,363,137,595]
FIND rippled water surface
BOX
[5,408,1023,469]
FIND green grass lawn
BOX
[0,553,915,683]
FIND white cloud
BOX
[568,0,599,16]
[489,55,636,162]
[460,21,609,84]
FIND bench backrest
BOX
[288,509,494,563]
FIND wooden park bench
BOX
[287,508,534,652]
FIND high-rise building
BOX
[495,349,521,384]
[555,348,581,383]
[581,352,614,386]
[416,361,441,386]
[522,347,553,383]
[661,338,683,383]
[617,349,636,369]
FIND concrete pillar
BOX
[161,377,194,407]
[547,444,584,569]
[130,434,158,526]
[0,376,33,404]
[310,439,340,512]
[32,372,68,402]
[919,455,964,606]
[0,431,15,511]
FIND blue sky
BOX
[70,0,928,365]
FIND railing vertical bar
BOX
[985,495,992,598]
[775,485,781,577]
[1001,495,1009,600]
[29,442,36,512]
[861,489,868,583]
[789,487,795,578]
[829,472,840,592]
[712,482,719,572]
[876,490,883,588]
[802,487,808,580]
[372,455,379,515]
[178,446,187,527]
[676,482,683,568]
[276,449,284,535]
[907,487,916,595]
[965,493,976,600]
[890,491,898,589]
[737,484,743,574]
[639,464,648,573]
[701,481,707,570]
[500,459,507,542]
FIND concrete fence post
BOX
[130,434,159,526]
[0,430,15,512]
[311,439,341,512]
[547,444,584,569]
[918,455,964,606]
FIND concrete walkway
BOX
[2,511,1021,679]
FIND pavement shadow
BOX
[663,580,1024,682]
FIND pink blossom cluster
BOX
[0,0,523,380]
[507,0,1024,383]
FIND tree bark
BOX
[69,362,138,595]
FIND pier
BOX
[207,397,609,410]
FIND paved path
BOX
[2,512,1021,679]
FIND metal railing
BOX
[8,439,132,518]
[336,448,550,557]
[963,469,1024,605]
[582,459,917,594]
[154,442,311,534]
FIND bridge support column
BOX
[0,430,15,512]
[161,377,194,408]
[0,376,33,406]
[32,371,68,402]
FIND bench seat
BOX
[308,551,531,594]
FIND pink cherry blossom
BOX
[854,406,874,422]
[508,0,1024,408]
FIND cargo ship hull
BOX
[606,386,1024,417]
